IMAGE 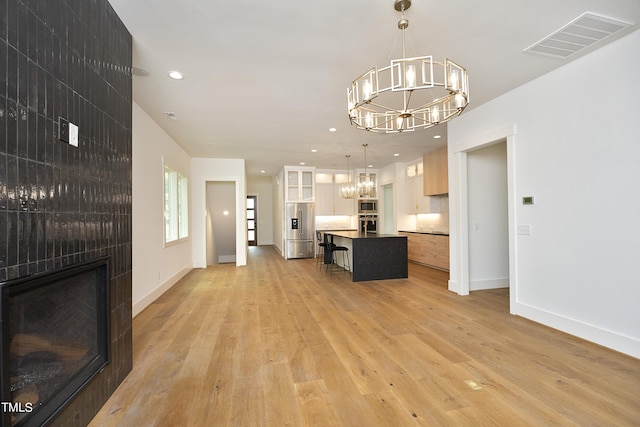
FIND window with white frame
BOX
[164,164,189,244]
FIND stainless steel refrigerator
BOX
[285,202,315,259]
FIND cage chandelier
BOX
[358,144,375,197]
[338,155,356,199]
[347,0,469,133]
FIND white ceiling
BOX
[107,0,639,176]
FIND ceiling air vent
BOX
[164,112,178,120]
[523,12,633,59]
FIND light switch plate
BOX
[69,122,79,147]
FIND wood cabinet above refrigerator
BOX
[423,146,448,196]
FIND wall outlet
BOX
[517,224,532,235]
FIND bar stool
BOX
[315,231,327,268]
[327,243,350,277]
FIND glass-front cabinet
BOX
[356,169,377,199]
[285,167,315,202]
[315,171,356,215]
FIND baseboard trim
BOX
[273,242,283,257]
[133,266,192,318]
[470,277,509,291]
[513,302,640,359]
[408,259,449,272]
[448,279,465,295]
[218,255,236,263]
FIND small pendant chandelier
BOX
[339,155,356,199]
[347,0,469,133]
[358,144,375,197]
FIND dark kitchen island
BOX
[324,231,408,282]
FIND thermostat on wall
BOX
[522,196,534,205]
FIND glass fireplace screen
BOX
[1,258,110,426]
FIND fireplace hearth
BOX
[1,259,110,426]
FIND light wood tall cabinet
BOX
[423,146,448,196]
[400,231,449,271]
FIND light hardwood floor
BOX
[90,246,640,426]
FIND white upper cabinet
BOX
[315,171,355,215]
[406,161,440,214]
[285,167,315,202]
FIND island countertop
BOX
[325,231,404,239]
[398,230,450,236]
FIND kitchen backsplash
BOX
[315,215,356,230]
[416,196,449,232]
[315,196,449,233]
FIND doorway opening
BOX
[205,181,237,265]
[247,196,257,246]
[450,124,516,312]
[466,140,509,293]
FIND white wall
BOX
[382,184,395,234]
[467,141,509,290]
[379,162,411,232]
[191,158,247,267]
[205,197,217,266]
[247,175,274,245]
[448,30,640,357]
[131,102,192,316]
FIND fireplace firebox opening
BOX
[1,259,110,426]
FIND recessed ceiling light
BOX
[311,149,318,153]
[168,71,184,80]
[260,170,266,174]
[300,162,305,165]
[394,153,400,157]
[434,135,442,139]
[329,128,337,132]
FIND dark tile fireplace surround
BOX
[1,0,133,425]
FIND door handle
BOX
[299,210,302,235]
